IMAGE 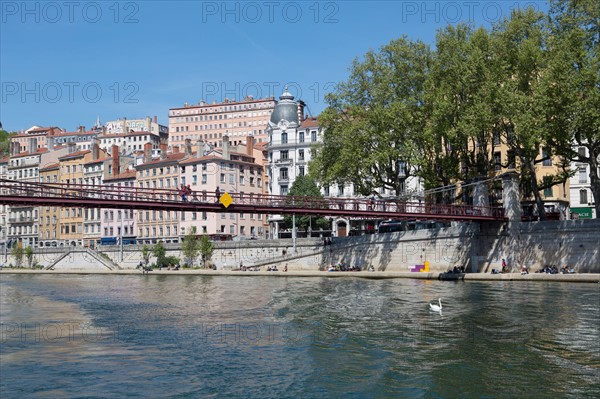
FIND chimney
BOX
[92,141,99,160]
[143,142,153,163]
[112,144,120,176]
[153,115,157,124]
[28,138,37,154]
[246,135,254,156]
[47,136,54,151]
[173,146,180,154]
[185,138,192,156]
[78,125,85,133]
[10,141,18,156]
[68,142,77,153]
[122,117,127,133]
[222,135,230,161]
[196,139,203,158]
[146,116,151,131]
[160,142,168,160]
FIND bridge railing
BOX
[0,179,504,219]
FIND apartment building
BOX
[10,126,63,154]
[102,170,137,246]
[169,96,277,151]
[569,145,597,219]
[38,163,61,247]
[57,148,97,246]
[135,143,187,244]
[6,138,70,248]
[98,130,162,154]
[179,136,266,239]
[0,156,8,257]
[482,132,570,220]
[105,116,168,138]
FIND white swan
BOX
[429,298,442,312]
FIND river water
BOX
[1,274,598,398]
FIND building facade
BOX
[169,96,276,151]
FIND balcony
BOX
[278,177,289,184]
[8,216,35,223]
[275,158,293,165]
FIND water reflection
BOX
[1,275,598,398]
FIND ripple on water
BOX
[0,275,598,399]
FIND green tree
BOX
[0,129,12,156]
[11,243,24,267]
[423,24,499,201]
[182,226,200,267]
[199,235,214,267]
[283,175,330,231]
[152,241,168,268]
[491,8,571,220]
[311,36,432,196]
[141,245,151,267]
[542,0,600,216]
[25,246,34,268]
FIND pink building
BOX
[179,136,266,239]
[169,96,276,151]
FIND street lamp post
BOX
[119,211,123,263]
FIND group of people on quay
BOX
[537,265,576,274]
[327,261,366,272]
[239,262,288,272]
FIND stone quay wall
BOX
[2,220,598,273]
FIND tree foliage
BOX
[25,246,34,268]
[182,226,200,267]
[542,0,600,216]
[283,175,330,230]
[199,235,214,267]
[311,36,432,197]
[0,129,12,157]
[312,1,597,219]
[11,243,24,267]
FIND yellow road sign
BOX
[220,192,233,208]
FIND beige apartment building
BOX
[38,163,61,247]
[168,96,277,151]
[471,133,570,219]
[57,148,95,246]
[135,143,187,244]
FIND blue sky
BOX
[1,1,549,132]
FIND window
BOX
[493,152,502,171]
[579,167,587,184]
[542,148,552,166]
[280,168,288,180]
[311,131,317,142]
[281,132,288,144]
[543,176,553,198]
[298,149,304,160]
[580,189,588,204]
[578,147,586,158]
[299,166,305,176]
[280,150,289,160]
[280,185,288,195]
[299,131,305,143]
[507,150,516,169]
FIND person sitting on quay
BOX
[521,265,529,275]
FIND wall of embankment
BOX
[2,220,598,273]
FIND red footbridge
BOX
[0,179,506,222]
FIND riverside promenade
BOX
[1,268,599,283]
